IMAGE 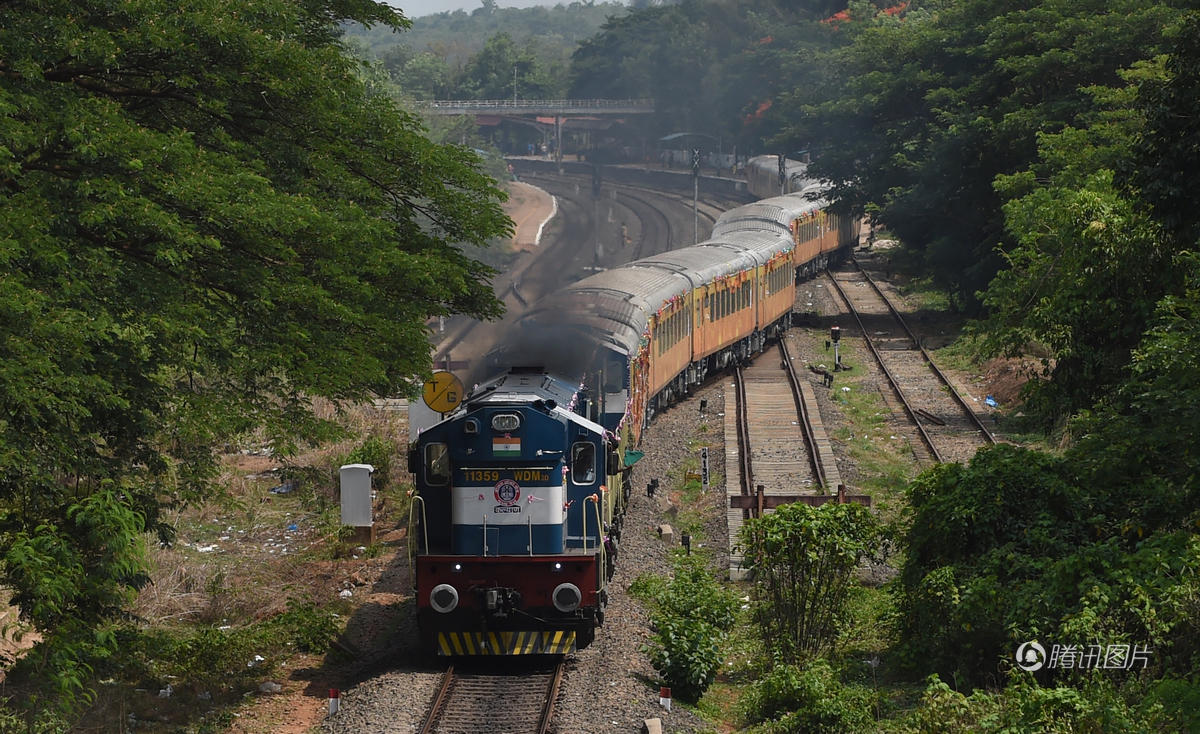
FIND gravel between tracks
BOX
[324,380,730,734]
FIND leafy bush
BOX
[640,551,739,703]
[646,614,725,703]
[897,674,1192,733]
[899,444,1200,686]
[659,552,740,630]
[0,710,69,734]
[267,599,342,654]
[739,660,872,734]
[739,501,880,663]
[345,434,394,492]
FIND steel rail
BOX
[778,339,829,489]
[850,258,997,445]
[419,664,455,734]
[733,365,755,516]
[536,658,566,734]
[420,658,564,734]
[824,273,943,464]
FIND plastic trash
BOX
[985,395,999,408]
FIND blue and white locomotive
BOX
[408,367,625,656]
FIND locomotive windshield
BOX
[425,443,449,486]
[570,442,596,484]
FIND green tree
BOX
[739,501,879,664]
[785,0,1187,310]
[977,60,1174,423]
[1132,13,1200,249]
[455,33,566,100]
[0,0,509,712]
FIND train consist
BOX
[745,153,816,199]
[408,156,858,656]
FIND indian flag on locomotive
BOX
[493,434,521,456]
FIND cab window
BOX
[424,443,449,486]
[570,441,596,484]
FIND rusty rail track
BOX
[420,658,565,734]
[733,363,755,515]
[732,339,832,518]
[850,258,997,446]
[824,260,996,465]
[778,339,829,489]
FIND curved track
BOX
[420,658,564,734]
[433,173,736,386]
[824,259,996,465]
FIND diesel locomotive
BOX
[408,157,857,656]
[408,368,625,655]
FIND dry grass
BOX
[132,401,411,629]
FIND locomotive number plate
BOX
[458,468,556,485]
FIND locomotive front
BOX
[409,369,615,656]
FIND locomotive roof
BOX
[457,369,606,435]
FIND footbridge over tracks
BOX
[413,99,655,116]
[413,99,655,166]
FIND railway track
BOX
[824,258,996,465]
[419,658,565,734]
[730,340,830,518]
[433,173,731,385]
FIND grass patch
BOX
[813,335,921,508]
[698,602,762,726]
[894,277,951,311]
[931,333,985,373]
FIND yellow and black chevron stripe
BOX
[435,630,577,656]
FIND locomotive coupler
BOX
[478,586,522,619]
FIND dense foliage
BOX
[344,2,627,100]
[738,660,873,733]
[0,0,508,714]
[569,0,844,151]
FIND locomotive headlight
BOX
[453,563,463,572]
[430,584,459,613]
[552,583,582,613]
[491,413,521,432]
[553,562,563,572]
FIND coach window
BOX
[570,441,596,484]
[425,443,449,486]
